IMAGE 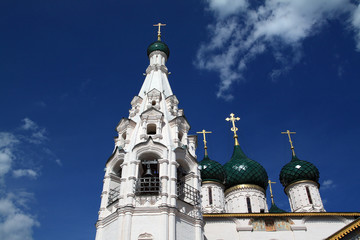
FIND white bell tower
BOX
[95,24,203,240]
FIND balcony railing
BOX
[177,181,200,205]
[135,177,161,195]
[108,186,120,205]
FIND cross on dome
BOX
[226,113,240,146]
[196,130,212,156]
[281,130,296,156]
[153,22,166,41]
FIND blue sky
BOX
[1,0,360,239]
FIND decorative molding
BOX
[285,180,320,193]
[225,184,265,195]
[158,159,169,164]
[326,218,360,240]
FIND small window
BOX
[306,186,313,204]
[151,100,156,106]
[178,132,183,141]
[246,197,252,213]
[208,187,213,205]
[147,124,156,135]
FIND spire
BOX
[225,113,240,146]
[197,129,212,156]
[153,23,166,41]
[281,130,296,156]
[139,24,172,98]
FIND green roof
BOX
[269,203,286,213]
[199,155,226,184]
[223,145,268,190]
[279,155,320,188]
[147,40,170,58]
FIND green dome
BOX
[279,155,320,188]
[198,155,226,184]
[147,40,170,59]
[269,203,286,213]
[223,146,268,190]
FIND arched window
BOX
[306,186,313,204]
[136,153,160,195]
[246,197,252,213]
[208,187,213,205]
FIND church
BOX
[94,25,360,240]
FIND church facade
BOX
[95,29,360,240]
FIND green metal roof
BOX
[269,203,286,213]
[223,145,268,190]
[199,155,226,184]
[147,40,170,58]
[279,155,320,188]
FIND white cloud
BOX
[12,169,38,179]
[20,118,48,144]
[197,0,359,99]
[0,149,14,177]
[0,133,18,178]
[322,179,336,190]
[0,195,39,240]
[351,4,360,51]
[0,133,18,149]
[21,118,38,131]
[206,0,248,18]
[55,159,62,166]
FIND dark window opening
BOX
[260,209,265,213]
[151,100,156,106]
[147,124,156,135]
[116,168,122,178]
[306,186,313,204]
[208,187,213,205]
[246,197,252,213]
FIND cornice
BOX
[225,184,265,195]
[325,217,360,240]
[202,181,225,188]
[285,180,320,193]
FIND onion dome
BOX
[269,203,286,213]
[279,155,320,188]
[147,40,170,59]
[223,145,268,190]
[198,155,226,184]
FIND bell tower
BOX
[95,24,203,240]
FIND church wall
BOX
[286,181,325,212]
[225,187,267,213]
[131,213,163,240]
[201,182,225,213]
[175,215,197,240]
[95,217,120,240]
[203,219,238,240]
[203,216,355,240]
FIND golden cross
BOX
[281,130,296,156]
[153,23,166,41]
[226,113,240,146]
[196,130,212,156]
[268,180,276,204]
